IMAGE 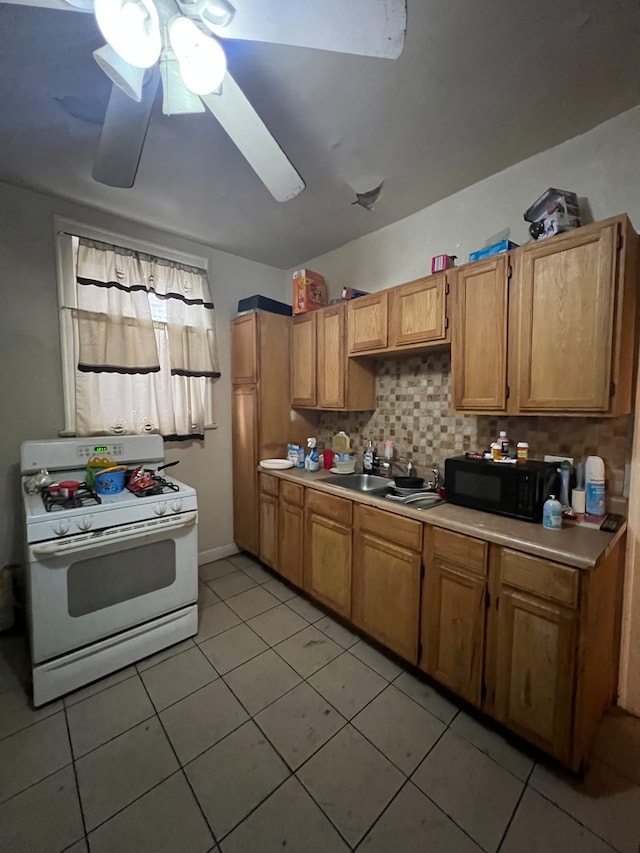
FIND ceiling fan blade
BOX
[1,0,92,10]
[92,69,160,188]
[204,0,406,59]
[201,73,305,203]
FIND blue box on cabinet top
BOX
[468,240,519,263]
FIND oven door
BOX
[27,511,198,663]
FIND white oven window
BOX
[67,540,176,617]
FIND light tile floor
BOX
[1,552,640,852]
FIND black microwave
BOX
[444,456,559,522]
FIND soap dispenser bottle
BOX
[363,440,375,474]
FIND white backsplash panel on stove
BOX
[316,351,633,495]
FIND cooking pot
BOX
[393,476,425,490]
[59,480,81,499]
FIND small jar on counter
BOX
[516,442,529,461]
[491,442,502,461]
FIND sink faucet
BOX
[393,457,414,477]
[373,455,413,478]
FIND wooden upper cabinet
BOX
[451,256,510,411]
[291,313,317,407]
[317,304,346,408]
[389,274,448,348]
[348,291,389,354]
[292,305,375,411]
[514,220,619,412]
[231,313,258,384]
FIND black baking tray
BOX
[237,295,292,316]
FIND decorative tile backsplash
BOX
[316,352,633,495]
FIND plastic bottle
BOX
[585,455,606,515]
[498,430,510,458]
[384,440,394,461]
[305,437,320,472]
[363,440,375,473]
[332,431,351,453]
[516,442,529,461]
[491,442,502,461]
[543,494,563,529]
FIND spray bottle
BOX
[305,437,320,472]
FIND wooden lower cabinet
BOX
[278,481,304,586]
[352,505,422,664]
[420,527,488,707]
[258,473,279,570]
[493,586,577,764]
[303,490,352,618]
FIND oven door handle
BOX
[31,511,198,558]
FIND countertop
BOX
[259,466,626,570]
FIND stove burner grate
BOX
[42,484,101,512]
[128,475,181,498]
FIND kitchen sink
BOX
[324,474,390,493]
[323,474,443,510]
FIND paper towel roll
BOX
[572,488,586,514]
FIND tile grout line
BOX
[62,701,90,849]
[495,759,536,852]
[525,779,624,852]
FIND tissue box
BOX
[431,254,456,273]
[292,269,327,314]
[469,240,519,263]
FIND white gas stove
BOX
[20,435,199,706]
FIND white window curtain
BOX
[69,237,220,440]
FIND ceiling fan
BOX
[4,0,407,201]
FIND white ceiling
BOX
[1,0,640,269]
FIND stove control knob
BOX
[154,503,167,516]
[171,500,183,513]
[52,522,70,537]
[77,517,93,531]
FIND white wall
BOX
[289,103,640,715]
[290,105,640,297]
[0,182,285,567]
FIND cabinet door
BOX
[279,500,304,587]
[451,256,509,411]
[304,510,352,618]
[259,493,278,569]
[389,275,447,347]
[317,304,346,408]
[494,587,577,763]
[231,313,258,385]
[232,385,259,556]
[352,530,421,663]
[421,560,486,706]
[348,292,389,353]
[514,223,618,411]
[291,314,317,407]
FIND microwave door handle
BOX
[31,511,198,558]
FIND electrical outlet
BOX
[544,455,574,466]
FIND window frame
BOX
[54,216,212,436]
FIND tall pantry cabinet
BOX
[231,310,314,556]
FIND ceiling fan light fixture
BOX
[93,45,146,102]
[160,48,207,115]
[94,0,162,69]
[169,16,227,96]
[199,0,235,29]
